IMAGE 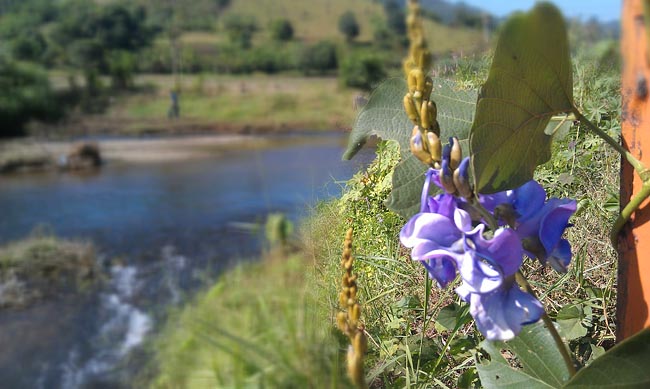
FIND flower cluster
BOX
[400,156,576,341]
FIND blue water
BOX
[0,133,374,388]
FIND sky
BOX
[451,0,621,23]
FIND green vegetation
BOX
[146,48,621,386]
[149,254,349,388]
[0,235,99,308]
[0,57,60,137]
[339,11,361,42]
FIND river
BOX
[0,133,374,388]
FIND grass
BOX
[148,252,352,388]
[107,74,360,131]
[0,235,99,308]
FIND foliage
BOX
[298,41,338,75]
[270,18,294,42]
[222,13,258,49]
[0,57,60,137]
[148,254,348,388]
[469,3,574,193]
[343,77,477,218]
[339,53,387,91]
[53,1,154,89]
[338,11,360,42]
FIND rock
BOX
[62,142,102,170]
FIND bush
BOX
[0,58,61,137]
[222,14,258,49]
[338,11,360,42]
[298,41,338,75]
[339,53,387,90]
[270,19,294,42]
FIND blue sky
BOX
[450,1,620,22]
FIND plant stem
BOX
[515,272,576,377]
[573,108,648,175]
[611,181,650,245]
[415,271,431,383]
[470,197,499,231]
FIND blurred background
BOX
[0,0,620,387]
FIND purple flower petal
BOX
[538,199,576,255]
[458,284,544,341]
[460,226,523,293]
[422,257,457,288]
[547,238,572,273]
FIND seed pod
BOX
[453,157,472,199]
[426,131,442,163]
[420,99,430,129]
[336,311,348,332]
[440,159,457,194]
[450,137,462,170]
[427,100,437,122]
[353,330,367,355]
[403,93,419,124]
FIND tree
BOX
[222,14,258,49]
[54,2,154,90]
[383,0,406,36]
[339,53,386,91]
[0,57,59,137]
[338,11,360,42]
[299,41,338,75]
[270,19,294,42]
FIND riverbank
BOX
[38,74,363,137]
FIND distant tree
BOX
[11,31,47,62]
[223,14,258,49]
[0,57,59,137]
[299,41,338,75]
[340,53,386,91]
[54,2,154,90]
[338,11,360,42]
[270,19,294,42]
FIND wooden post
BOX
[618,0,650,340]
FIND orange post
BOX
[618,0,650,340]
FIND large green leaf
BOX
[469,2,573,194]
[476,321,572,389]
[563,328,650,388]
[343,77,477,218]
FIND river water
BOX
[0,133,374,388]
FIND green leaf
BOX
[476,321,571,388]
[469,2,574,193]
[563,328,650,388]
[343,77,477,218]
[556,304,588,341]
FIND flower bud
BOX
[450,137,462,170]
[442,141,451,165]
[411,68,425,92]
[403,93,419,124]
[453,157,472,199]
[440,159,457,194]
[423,77,433,99]
[426,131,442,163]
[420,99,430,129]
[410,126,432,165]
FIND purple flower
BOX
[459,225,523,294]
[479,180,577,272]
[400,210,468,288]
[457,282,544,341]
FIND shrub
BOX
[338,11,360,42]
[222,14,258,49]
[339,53,386,90]
[298,41,338,75]
[270,19,294,42]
